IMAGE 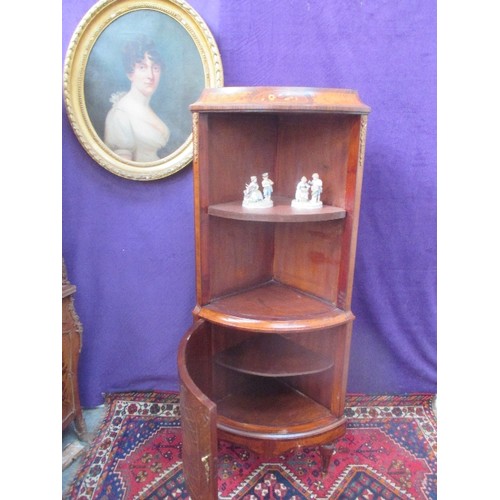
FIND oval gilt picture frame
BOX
[64,0,223,181]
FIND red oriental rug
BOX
[64,392,436,499]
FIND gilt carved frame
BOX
[64,0,223,181]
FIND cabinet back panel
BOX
[274,221,343,303]
[211,326,258,401]
[275,114,357,207]
[281,330,335,409]
[208,218,274,299]
[283,324,350,416]
[205,114,279,204]
[202,113,358,207]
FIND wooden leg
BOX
[319,443,336,474]
[74,410,90,442]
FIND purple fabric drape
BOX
[63,0,436,407]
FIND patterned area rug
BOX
[65,392,436,499]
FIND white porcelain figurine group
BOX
[242,172,323,209]
[242,173,275,208]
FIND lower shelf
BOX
[216,377,342,440]
[214,334,334,376]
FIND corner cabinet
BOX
[178,86,370,499]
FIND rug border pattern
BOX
[65,392,436,500]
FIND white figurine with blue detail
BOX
[309,172,323,207]
[291,172,323,208]
[242,174,273,208]
[261,172,274,202]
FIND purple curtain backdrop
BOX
[62,0,436,407]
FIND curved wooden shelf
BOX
[216,377,344,440]
[197,281,353,332]
[215,334,333,376]
[208,196,346,223]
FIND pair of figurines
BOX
[242,172,324,209]
[242,173,274,208]
[291,173,323,209]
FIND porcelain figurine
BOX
[243,176,262,204]
[309,173,323,207]
[291,176,310,207]
[261,173,274,202]
[242,175,273,208]
[291,173,323,208]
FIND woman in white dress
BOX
[104,37,170,163]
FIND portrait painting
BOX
[64,0,223,180]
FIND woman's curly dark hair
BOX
[122,35,164,74]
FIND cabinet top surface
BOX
[190,86,370,114]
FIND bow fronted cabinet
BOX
[178,87,370,499]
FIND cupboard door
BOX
[178,320,218,499]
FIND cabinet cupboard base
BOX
[182,408,344,499]
[179,319,348,499]
[218,421,346,464]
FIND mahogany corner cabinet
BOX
[178,86,370,498]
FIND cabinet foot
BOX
[74,413,89,442]
[319,443,336,474]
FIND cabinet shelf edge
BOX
[208,198,346,222]
[197,307,354,332]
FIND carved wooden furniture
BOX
[178,86,370,498]
[62,262,87,439]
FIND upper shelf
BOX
[196,281,353,332]
[208,196,346,223]
[191,86,371,115]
